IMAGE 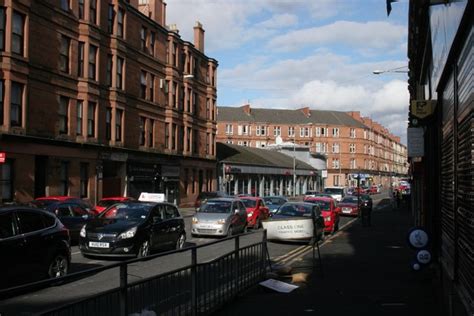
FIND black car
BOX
[31,200,94,242]
[79,201,186,258]
[0,206,71,289]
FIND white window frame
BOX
[288,127,295,137]
[225,124,233,135]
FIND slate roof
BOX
[217,142,314,170]
[217,106,367,128]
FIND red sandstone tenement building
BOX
[0,0,217,206]
[216,105,408,188]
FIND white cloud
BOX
[256,14,298,29]
[267,21,406,54]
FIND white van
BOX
[323,186,347,202]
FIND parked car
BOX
[191,198,247,237]
[32,199,95,242]
[93,197,135,215]
[338,195,362,216]
[33,196,92,212]
[262,202,325,243]
[262,196,288,214]
[323,187,347,202]
[79,201,185,258]
[304,193,333,200]
[305,197,341,234]
[0,206,71,289]
[239,197,270,228]
[194,191,229,209]
[304,190,320,199]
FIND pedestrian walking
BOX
[360,204,372,226]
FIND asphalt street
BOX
[0,193,387,315]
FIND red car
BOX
[367,186,378,195]
[305,197,341,234]
[239,197,270,229]
[338,195,362,216]
[93,197,134,214]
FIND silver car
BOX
[191,198,247,237]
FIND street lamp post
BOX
[372,66,409,75]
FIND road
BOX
[0,193,388,315]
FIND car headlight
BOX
[324,216,331,222]
[118,227,137,239]
[192,217,199,224]
[80,225,86,238]
[247,212,253,217]
[217,219,226,224]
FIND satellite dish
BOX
[275,136,283,144]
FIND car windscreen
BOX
[341,196,358,203]
[199,201,232,213]
[307,200,330,210]
[100,203,150,221]
[274,204,312,217]
[240,199,257,208]
[97,200,121,208]
[324,188,343,194]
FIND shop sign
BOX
[407,227,429,249]
[410,100,436,119]
[321,170,328,178]
[100,152,128,162]
[162,166,180,177]
[0,152,5,164]
[262,218,314,241]
[407,128,424,158]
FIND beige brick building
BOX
[216,104,408,188]
[0,0,217,207]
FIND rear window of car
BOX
[275,204,313,217]
[324,188,343,194]
[199,201,232,213]
[341,196,358,203]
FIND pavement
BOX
[214,197,441,316]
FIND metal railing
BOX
[21,230,268,316]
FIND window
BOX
[350,128,356,138]
[141,27,147,51]
[0,80,3,124]
[256,125,266,136]
[107,4,114,34]
[206,98,210,119]
[184,169,189,194]
[315,143,321,153]
[59,36,70,73]
[59,96,69,134]
[61,0,70,11]
[149,74,154,102]
[350,159,357,169]
[332,143,340,153]
[206,132,210,154]
[89,0,97,24]
[150,32,155,55]
[332,128,339,137]
[171,123,177,150]
[0,160,13,201]
[140,71,147,99]
[76,101,83,135]
[17,211,45,234]
[225,124,233,135]
[364,130,368,139]
[78,0,84,19]
[116,109,123,141]
[332,159,340,169]
[87,102,96,137]
[105,108,112,140]
[11,82,23,127]
[88,44,97,80]
[60,162,69,195]
[78,42,84,77]
[349,143,356,153]
[300,127,310,137]
[192,169,196,194]
[288,126,295,137]
[193,92,198,114]
[274,126,281,136]
[12,11,24,55]
[165,122,170,149]
[117,8,124,38]
[80,163,88,198]
[242,125,249,135]
[315,127,321,137]
[148,119,154,147]
[117,57,124,89]
[106,54,113,86]
[0,8,6,51]
[193,129,198,154]
[139,117,145,146]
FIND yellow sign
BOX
[410,100,436,119]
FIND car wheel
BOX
[227,226,233,237]
[176,233,186,250]
[137,239,150,258]
[47,253,69,279]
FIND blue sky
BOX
[167,0,409,142]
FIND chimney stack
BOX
[299,107,311,118]
[138,0,166,26]
[347,111,362,121]
[241,104,251,115]
[194,21,205,53]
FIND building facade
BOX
[407,1,472,315]
[0,0,218,207]
[217,104,408,188]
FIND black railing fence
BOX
[37,230,267,316]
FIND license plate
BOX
[89,241,110,248]
[342,208,352,213]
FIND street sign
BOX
[0,152,5,164]
[407,128,424,157]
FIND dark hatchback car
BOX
[0,206,71,289]
[79,202,186,258]
[32,199,95,242]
